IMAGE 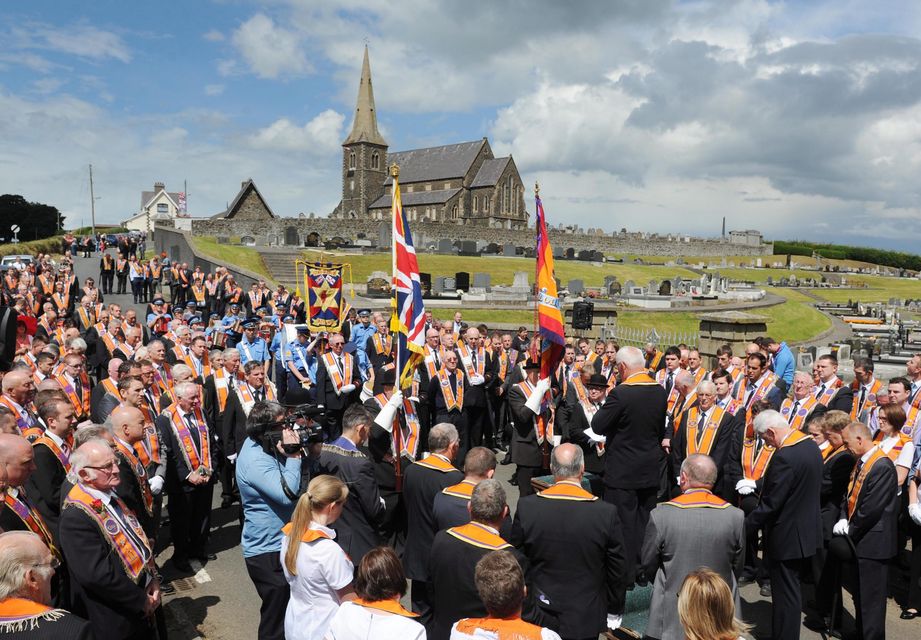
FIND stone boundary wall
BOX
[191,218,771,257]
[154,226,267,287]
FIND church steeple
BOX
[343,46,387,147]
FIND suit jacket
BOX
[511,484,625,639]
[114,448,156,541]
[427,370,469,417]
[507,383,549,468]
[745,434,823,561]
[315,354,360,410]
[455,345,493,408]
[0,608,93,639]
[156,411,215,495]
[840,454,899,559]
[820,447,856,541]
[641,494,745,640]
[822,385,854,415]
[402,456,464,581]
[592,373,667,489]
[25,443,68,544]
[59,500,155,640]
[431,487,512,538]
[670,408,739,499]
[316,443,386,567]
[558,385,605,474]
[221,392,249,457]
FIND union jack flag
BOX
[390,167,426,390]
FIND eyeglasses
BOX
[85,460,119,471]
[33,557,60,570]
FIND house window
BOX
[483,196,489,213]
[349,152,356,169]
[426,184,432,191]
[371,151,380,169]
[444,182,451,190]
[157,203,169,214]
[473,196,478,213]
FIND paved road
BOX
[68,253,920,640]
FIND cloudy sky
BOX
[3,1,921,251]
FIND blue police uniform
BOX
[221,312,242,348]
[349,322,376,377]
[238,335,270,367]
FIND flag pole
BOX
[532,182,541,360]
[390,162,404,491]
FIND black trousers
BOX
[324,407,346,442]
[826,536,889,640]
[245,552,290,640]
[908,519,921,611]
[411,579,434,631]
[516,465,543,498]
[116,274,127,294]
[131,278,145,303]
[168,483,214,563]
[740,494,769,583]
[101,272,114,294]
[465,404,488,451]
[604,485,658,613]
[435,410,468,459]
[767,556,809,640]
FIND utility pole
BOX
[184,179,188,215]
[89,164,97,239]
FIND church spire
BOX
[343,45,388,147]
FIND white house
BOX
[122,182,186,232]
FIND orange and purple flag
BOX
[535,193,565,380]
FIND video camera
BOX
[260,404,326,455]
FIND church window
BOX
[348,152,356,169]
[483,196,490,213]
[473,196,478,213]
[371,151,380,169]
[425,184,432,191]
[503,177,511,213]
[350,180,355,192]
[406,184,413,193]
[444,182,451,190]
[452,205,458,219]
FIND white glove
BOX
[536,377,552,395]
[551,435,562,447]
[386,391,404,408]
[525,378,552,414]
[374,392,404,433]
[735,479,756,495]
[908,503,921,526]
[606,613,622,631]
[340,383,356,394]
[470,375,485,386]
[149,476,164,495]
[833,519,849,536]
[227,453,237,463]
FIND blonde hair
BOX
[678,568,750,640]
[284,475,349,576]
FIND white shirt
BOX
[325,601,426,640]
[878,434,914,469]
[281,522,353,640]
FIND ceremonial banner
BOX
[390,165,427,391]
[535,191,565,380]
[306,263,345,332]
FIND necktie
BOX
[228,377,235,391]
[109,499,149,558]
[857,386,866,411]
[789,401,800,424]
[336,356,344,375]
[665,372,674,395]
[471,351,478,371]
[698,411,707,429]
[816,384,826,399]
[745,384,755,407]
[256,388,264,403]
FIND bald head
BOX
[674,371,696,394]
[550,443,584,480]
[0,434,34,487]
[107,358,124,379]
[1,371,34,406]
[680,454,718,489]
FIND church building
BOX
[331,47,529,230]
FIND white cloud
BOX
[203,29,224,42]
[231,13,311,79]
[204,84,225,96]
[26,23,132,62]
[248,110,345,153]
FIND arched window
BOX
[483,196,490,213]
[473,196,479,213]
[452,205,459,219]
[348,152,356,169]
[371,151,380,170]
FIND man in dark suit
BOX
[156,381,215,573]
[430,478,547,640]
[511,443,625,638]
[670,380,739,499]
[60,439,160,639]
[89,359,132,424]
[27,397,76,545]
[744,409,823,640]
[814,354,854,414]
[111,406,158,541]
[558,369,608,496]
[812,421,898,640]
[316,405,385,567]
[402,422,463,628]
[506,358,553,497]
[432,446,499,533]
[456,327,493,453]
[427,350,470,459]
[591,345,666,613]
[315,333,360,441]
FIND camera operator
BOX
[237,400,302,640]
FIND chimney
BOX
[154,181,165,192]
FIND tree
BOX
[0,195,64,241]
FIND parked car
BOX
[0,255,35,270]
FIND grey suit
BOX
[641,492,745,640]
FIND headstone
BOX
[510,272,530,294]
[284,226,299,245]
[553,247,564,259]
[437,239,454,254]
[658,280,672,296]
[503,244,517,257]
[568,279,584,295]
[240,236,256,246]
[623,279,636,292]
[433,276,447,295]
[217,236,229,245]
[455,272,471,292]
[458,240,477,256]
[420,272,432,295]
[486,242,500,254]
[565,248,576,259]
[378,224,391,247]
[444,276,456,291]
[473,273,491,290]
[648,280,659,294]
[578,250,592,261]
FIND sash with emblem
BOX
[437,369,465,411]
[682,406,726,456]
[846,446,887,519]
[0,397,42,440]
[851,379,882,420]
[371,333,392,356]
[321,352,354,395]
[456,341,486,380]
[780,395,819,431]
[64,484,151,583]
[4,490,59,558]
[516,379,553,444]
[114,439,154,516]
[33,435,70,472]
[56,375,90,419]
[236,381,277,417]
[874,431,911,463]
[815,378,844,407]
[372,393,421,458]
[164,404,212,477]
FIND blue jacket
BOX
[772,343,795,387]
[237,439,302,558]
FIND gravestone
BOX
[568,279,584,295]
[458,240,478,256]
[284,226,299,245]
[433,276,447,295]
[444,276,456,291]
[240,236,256,246]
[648,280,659,294]
[698,312,768,369]
[624,280,636,292]
[503,244,517,257]
[578,250,592,261]
[486,243,500,254]
[455,272,471,292]
[473,273,491,290]
[565,248,576,259]
[658,281,672,296]
[608,281,622,295]
[420,272,432,295]
[509,272,530,294]
[437,239,455,254]
[217,236,229,244]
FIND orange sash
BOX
[665,488,730,509]
[846,446,887,519]
[321,352,354,394]
[63,484,150,582]
[516,379,552,444]
[851,379,883,419]
[353,598,419,618]
[457,341,486,379]
[55,375,90,418]
[0,397,42,440]
[454,617,544,640]
[0,597,62,626]
[165,404,211,474]
[683,406,726,456]
[236,382,277,416]
[815,378,843,406]
[114,439,154,516]
[372,333,392,356]
[33,435,70,472]
[874,431,911,462]
[414,454,456,473]
[438,369,465,411]
[280,522,334,543]
[780,395,819,431]
[442,479,477,499]
[742,438,774,481]
[446,522,511,550]
[3,490,58,557]
[537,479,597,501]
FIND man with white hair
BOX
[156,382,215,573]
[744,409,823,640]
[60,440,160,639]
[0,531,92,637]
[779,371,826,430]
[591,345,667,619]
[0,370,40,440]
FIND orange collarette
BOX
[354,597,419,617]
[537,479,597,501]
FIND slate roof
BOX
[140,190,181,211]
[385,140,486,184]
[369,188,462,210]
[210,179,277,219]
[470,157,510,188]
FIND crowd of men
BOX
[0,248,919,640]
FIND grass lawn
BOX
[804,275,921,303]
[191,237,270,276]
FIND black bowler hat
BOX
[585,373,610,389]
[523,358,541,371]
[379,369,396,386]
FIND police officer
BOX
[221,302,243,348]
[349,309,377,378]
[269,314,293,400]
[285,326,315,401]
[238,318,271,375]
